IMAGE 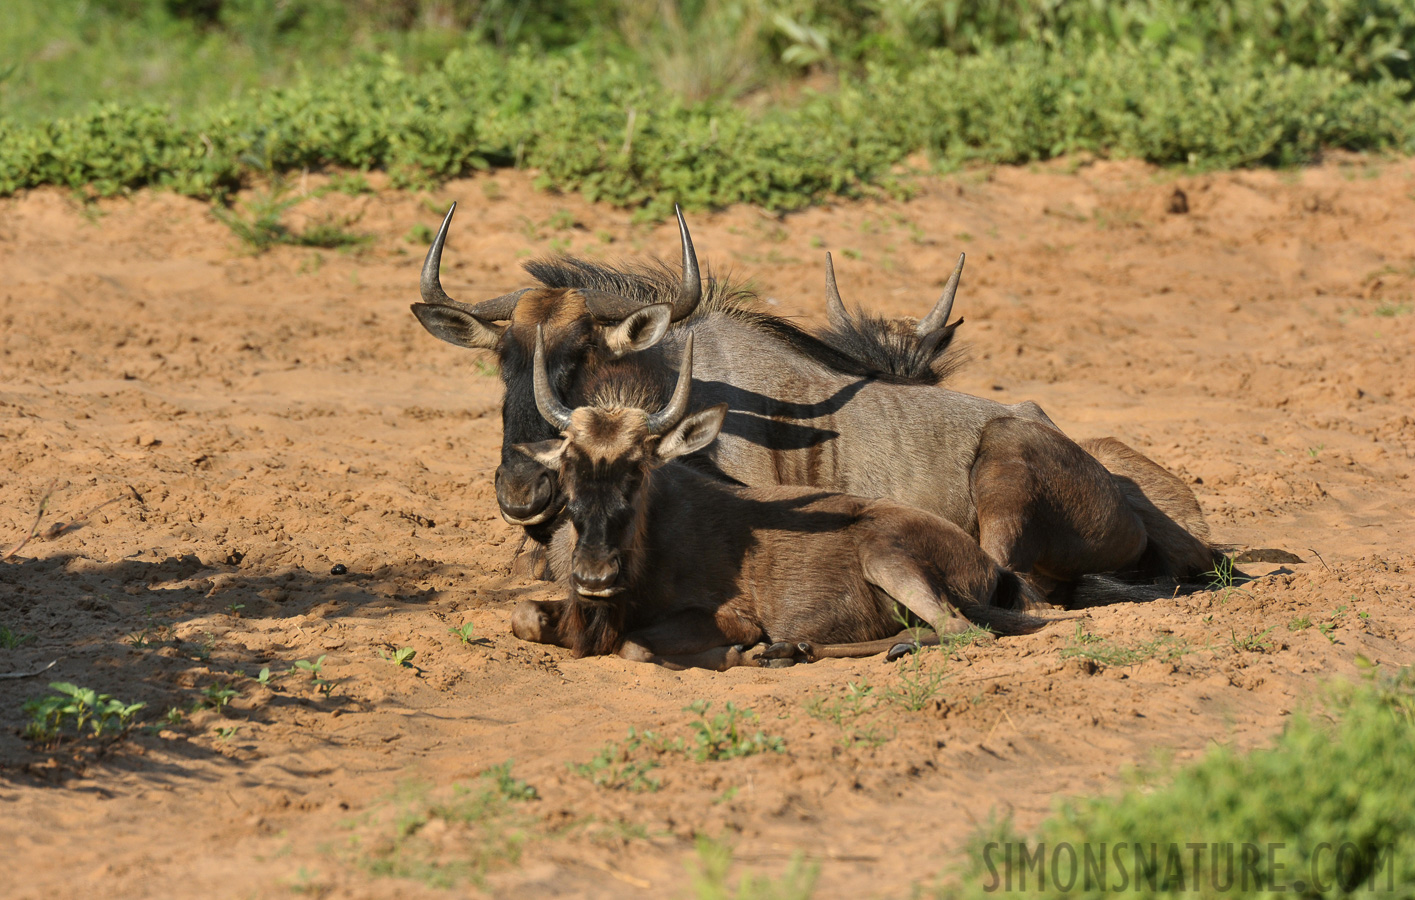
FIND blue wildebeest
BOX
[411,205,1217,604]
[508,327,1055,668]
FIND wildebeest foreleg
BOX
[510,599,569,646]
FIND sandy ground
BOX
[1,157,1413,899]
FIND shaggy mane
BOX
[814,307,968,386]
[524,256,947,384]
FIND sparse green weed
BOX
[292,655,326,678]
[806,678,894,748]
[1229,626,1276,653]
[689,835,819,900]
[1062,621,1188,667]
[291,655,335,694]
[1317,605,1349,643]
[0,624,34,649]
[325,172,373,196]
[354,761,538,887]
[1204,554,1249,603]
[571,728,662,792]
[23,682,145,743]
[295,217,371,250]
[881,644,949,711]
[678,700,785,761]
[448,622,477,645]
[200,682,239,709]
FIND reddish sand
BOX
[1,158,1412,898]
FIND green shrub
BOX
[953,666,1415,897]
[3,41,1411,211]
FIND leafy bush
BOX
[763,0,1415,83]
[2,41,1410,212]
[952,665,1415,897]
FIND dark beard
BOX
[558,594,627,657]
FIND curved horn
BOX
[916,252,965,336]
[824,252,849,328]
[532,325,574,432]
[670,204,703,322]
[420,202,460,306]
[581,290,647,322]
[645,334,694,435]
[421,202,526,321]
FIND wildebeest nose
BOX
[573,553,621,593]
[496,467,555,521]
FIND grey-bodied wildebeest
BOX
[811,253,1218,596]
[411,205,1218,603]
[509,326,1053,669]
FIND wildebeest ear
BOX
[410,303,506,350]
[513,439,566,470]
[655,403,727,461]
[602,303,672,358]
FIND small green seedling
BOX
[1204,555,1247,601]
[1230,626,1275,653]
[681,700,785,761]
[0,624,35,649]
[191,632,217,661]
[23,682,145,742]
[570,728,662,792]
[1317,605,1349,643]
[256,666,272,685]
[291,655,326,679]
[291,655,335,694]
[382,647,418,668]
[201,682,239,709]
[806,678,893,748]
[448,623,477,646]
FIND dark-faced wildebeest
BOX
[411,205,1218,604]
[509,327,1053,669]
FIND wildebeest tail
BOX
[958,569,1079,635]
[1081,437,1222,579]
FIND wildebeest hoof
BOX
[731,642,771,667]
[886,641,919,662]
[761,657,797,668]
[755,640,818,666]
